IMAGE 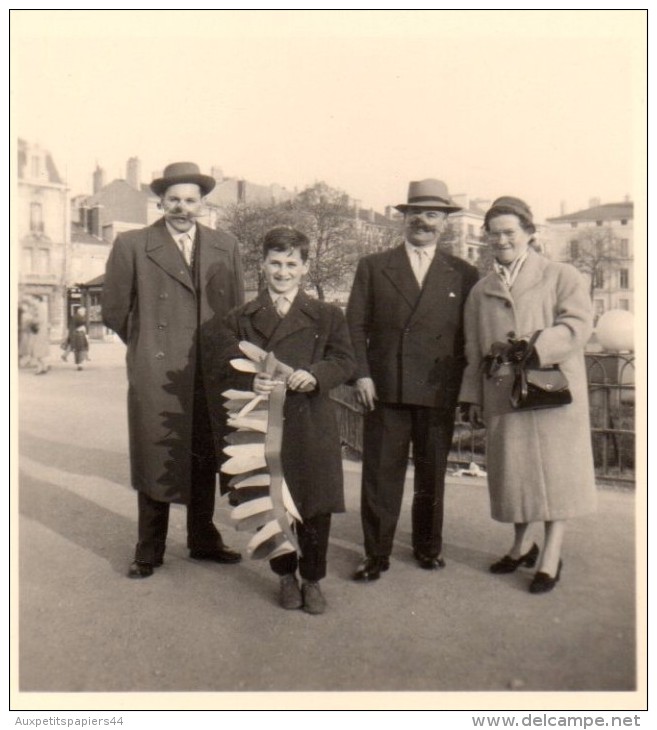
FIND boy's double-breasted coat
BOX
[102,217,244,504]
[220,290,356,519]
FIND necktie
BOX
[275,295,290,317]
[179,233,192,266]
[413,248,430,285]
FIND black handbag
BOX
[510,331,572,411]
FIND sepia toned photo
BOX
[10,9,647,714]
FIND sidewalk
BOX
[15,340,640,703]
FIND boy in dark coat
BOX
[220,227,356,614]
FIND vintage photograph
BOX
[11,9,646,712]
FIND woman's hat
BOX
[150,161,216,197]
[484,196,534,230]
[395,179,462,214]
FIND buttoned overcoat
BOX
[458,249,597,522]
[102,217,244,504]
[221,291,356,518]
[347,244,479,409]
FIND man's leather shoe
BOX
[353,556,390,581]
[128,561,154,579]
[279,574,303,610]
[189,546,242,564]
[414,551,446,570]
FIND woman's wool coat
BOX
[459,249,597,522]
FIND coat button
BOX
[155,352,165,359]
[157,324,167,329]
[159,293,168,299]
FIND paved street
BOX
[16,341,638,699]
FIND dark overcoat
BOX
[346,244,479,409]
[102,217,244,504]
[220,290,356,518]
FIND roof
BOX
[81,273,105,288]
[71,223,105,244]
[17,138,64,184]
[547,202,633,223]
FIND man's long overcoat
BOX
[458,249,597,522]
[102,217,244,504]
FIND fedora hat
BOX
[395,179,462,214]
[150,161,216,197]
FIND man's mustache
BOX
[409,222,436,232]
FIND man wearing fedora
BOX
[102,161,245,578]
[347,179,478,581]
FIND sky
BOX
[11,9,645,223]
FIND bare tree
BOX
[219,201,297,290]
[564,226,623,300]
[292,182,359,300]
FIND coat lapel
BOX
[267,292,320,349]
[410,252,463,322]
[382,245,421,309]
[244,290,281,344]
[508,248,546,299]
[146,218,195,293]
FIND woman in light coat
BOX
[459,196,596,593]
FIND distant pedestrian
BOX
[70,322,90,370]
[61,308,87,363]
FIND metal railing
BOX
[330,352,635,486]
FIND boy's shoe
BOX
[302,581,327,615]
[279,574,303,609]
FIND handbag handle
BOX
[517,330,541,367]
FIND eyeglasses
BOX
[486,229,521,242]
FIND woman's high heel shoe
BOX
[489,542,539,574]
[529,560,563,594]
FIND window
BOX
[618,299,629,311]
[594,299,605,317]
[570,240,579,259]
[621,219,628,225]
[30,202,44,233]
[36,248,51,273]
[467,247,475,260]
[31,156,40,178]
[620,239,629,257]
[21,247,33,273]
[619,268,629,289]
[467,224,474,237]
[596,220,603,227]
[594,269,604,289]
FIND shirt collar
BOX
[268,287,300,305]
[165,220,197,243]
[405,240,437,260]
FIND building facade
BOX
[546,199,634,316]
[17,139,70,339]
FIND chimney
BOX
[88,205,103,238]
[368,208,376,223]
[353,199,361,220]
[93,164,105,194]
[211,166,224,183]
[237,180,246,203]
[126,157,141,189]
[560,200,567,216]
[588,197,601,209]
